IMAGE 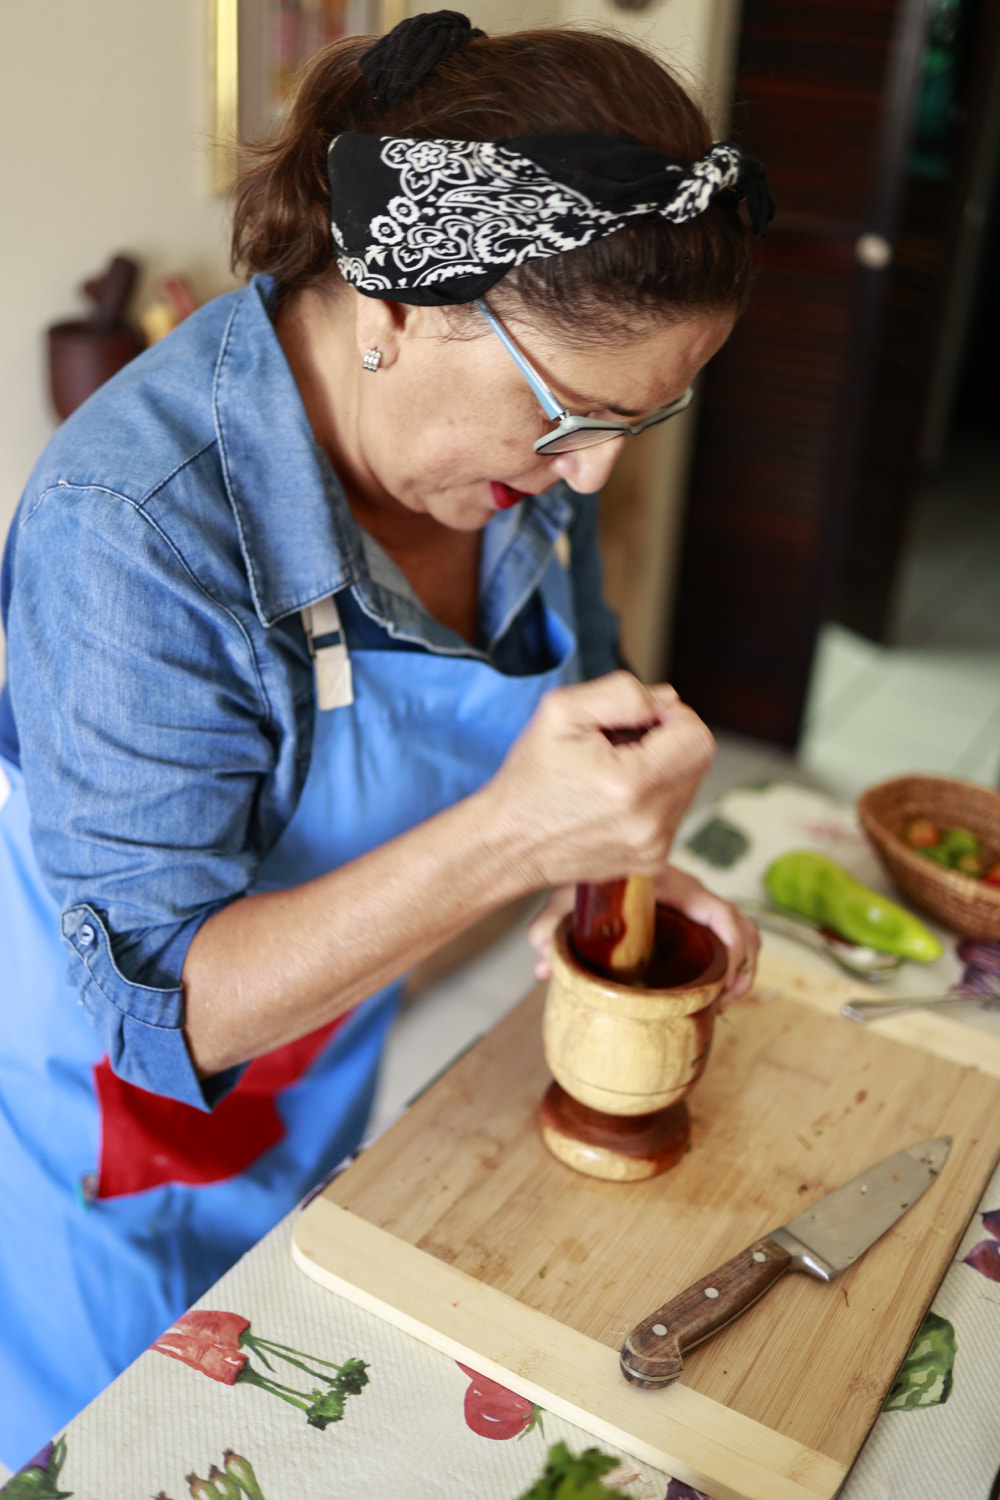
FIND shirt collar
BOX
[214,276,363,626]
[213,276,573,637]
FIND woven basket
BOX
[857,775,1000,941]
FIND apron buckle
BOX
[302,595,354,711]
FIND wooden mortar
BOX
[539,906,728,1182]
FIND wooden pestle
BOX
[572,873,657,982]
[571,725,657,983]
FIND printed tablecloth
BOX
[5,784,1000,1500]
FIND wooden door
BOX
[834,0,1000,641]
[667,0,928,746]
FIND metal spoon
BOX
[844,993,996,1022]
[738,899,905,982]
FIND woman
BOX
[0,12,767,1468]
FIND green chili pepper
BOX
[0,1470,72,1500]
[222,1452,267,1500]
[207,1466,242,1500]
[763,851,943,961]
[186,1475,223,1500]
[1,1440,71,1500]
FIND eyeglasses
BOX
[475,298,694,456]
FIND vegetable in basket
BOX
[903,820,1000,884]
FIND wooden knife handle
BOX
[619,1236,792,1388]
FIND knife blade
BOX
[619,1135,951,1388]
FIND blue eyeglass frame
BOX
[474,297,694,456]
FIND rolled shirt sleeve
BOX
[6,478,296,1106]
[60,903,242,1108]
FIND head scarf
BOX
[327,131,775,305]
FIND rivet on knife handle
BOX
[619,1237,792,1387]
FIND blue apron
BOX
[0,550,578,1471]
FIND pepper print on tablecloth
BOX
[883,1311,957,1411]
[517,1445,712,1500]
[0,1437,71,1499]
[963,1207,1000,1282]
[682,816,750,870]
[954,942,1000,1000]
[164,1448,268,1500]
[456,1362,544,1440]
[152,1310,369,1430]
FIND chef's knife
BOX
[620,1135,950,1388]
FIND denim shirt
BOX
[0,277,620,1100]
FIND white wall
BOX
[0,0,740,685]
[419,0,740,129]
[0,1,237,551]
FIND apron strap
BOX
[301,594,354,711]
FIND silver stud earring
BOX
[362,347,382,373]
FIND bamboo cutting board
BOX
[293,953,1000,1500]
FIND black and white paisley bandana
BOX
[327,131,775,304]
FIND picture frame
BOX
[212,0,392,193]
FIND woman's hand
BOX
[182,672,719,1073]
[479,671,716,891]
[528,868,761,1008]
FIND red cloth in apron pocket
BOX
[93,1013,349,1197]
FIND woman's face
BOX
[345,293,734,532]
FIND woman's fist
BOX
[482,672,715,891]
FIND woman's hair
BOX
[231,28,753,333]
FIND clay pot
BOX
[48,320,143,420]
[539,905,728,1181]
